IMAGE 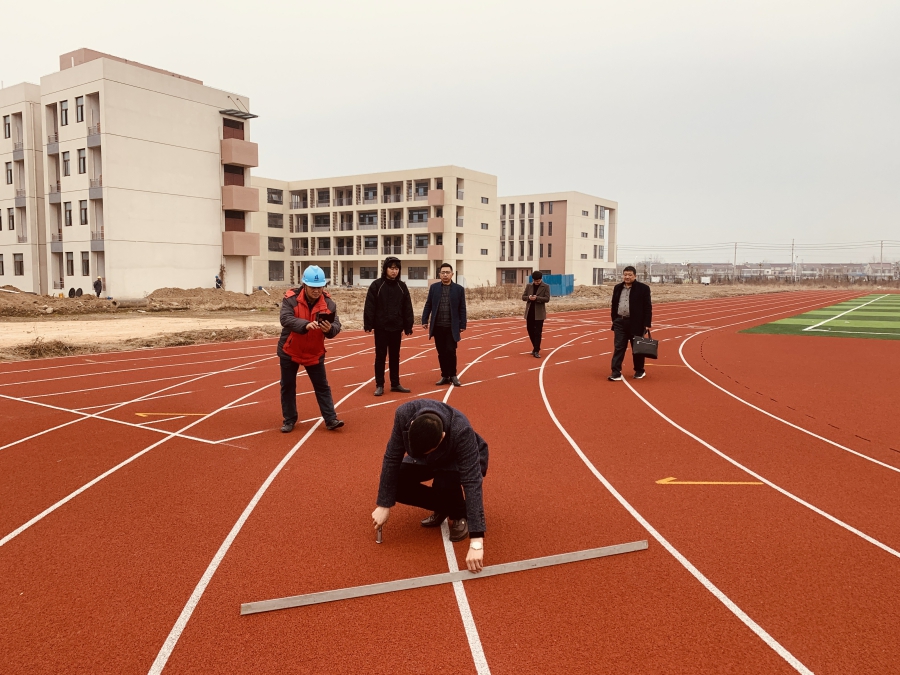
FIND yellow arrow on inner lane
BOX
[135,413,207,418]
[656,476,763,485]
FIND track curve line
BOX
[679,335,900,475]
[538,333,814,675]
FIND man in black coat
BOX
[609,265,653,381]
[372,399,488,573]
[422,263,467,387]
[363,256,414,396]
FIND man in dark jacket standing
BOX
[93,276,103,298]
[363,256,414,396]
[372,399,488,573]
[609,265,653,381]
[277,265,344,432]
[422,263,467,387]
[522,270,551,358]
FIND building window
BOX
[81,251,90,276]
[6,208,13,229]
[481,223,489,230]
[582,210,589,216]
[60,101,69,126]
[548,223,553,236]
[78,149,86,174]
[0,254,3,275]
[2,115,9,138]
[359,266,378,280]
[528,240,534,256]
[267,188,283,204]
[529,221,534,236]
[415,181,428,197]
[76,97,84,123]
[501,222,506,237]
[580,253,588,259]
[548,243,553,257]
[501,205,506,216]
[267,213,284,228]
[66,252,74,276]
[223,164,245,187]
[540,243,544,257]
[500,242,506,257]
[599,245,604,259]
[481,248,488,255]
[267,237,285,252]
[519,241,525,257]
[14,254,24,276]
[409,209,428,224]
[581,232,588,238]
[408,266,427,280]
[316,189,330,206]
[223,118,244,140]
[599,224,605,239]
[4,162,11,185]
[549,202,553,215]
[539,222,543,236]
[268,260,284,281]
[593,245,598,259]
[62,152,71,176]
[80,200,88,225]
[64,203,72,226]
[481,197,489,204]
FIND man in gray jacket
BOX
[372,399,489,572]
[522,271,551,358]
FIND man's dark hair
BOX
[531,270,543,280]
[440,263,453,272]
[623,266,637,274]
[408,413,444,456]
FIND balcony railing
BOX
[334,198,351,206]
[16,189,25,198]
[290,200,308,209]
[316,248,331,256]
[387,219,402,229]
[358,222,377,230]
[17,233,28,243]
[51,232,63,243]
[456,245,464,254]
[457,190,464,199]
[408,220,427,228]
[91,227,104,240]
[88,123,101,135]
[90,178,102,188]
[363,246,377,255]
[499,255,505,261]
[50,182,61,194]
[338,222,354,231]
[268,242,286,252]
[53,280,65,290]
[456,218,464,227]
[14,141,24,151]
[363,197,377,204]
[312,224,331,232]
[290,248,309,256]
[413,246,428,254]
[414,193,428,201]
[383,194,402,203]
[383,245,403,254]
[48,133,58,144]
[315,200,330,208]
[336,246,352,255]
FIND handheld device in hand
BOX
[316,311,335,324]
[376,527,383,544]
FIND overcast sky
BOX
[3,0,899,263]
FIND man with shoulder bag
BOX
[608,265,653,381]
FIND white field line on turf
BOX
[0,345,375,547]
[802,294,889,332]
[538,332,813,675]
[147,349,433,675]
[623,377,900,561]
[0,355,276,453]
[679,335,900,475]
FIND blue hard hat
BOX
[302,265,327,287]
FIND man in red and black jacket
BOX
[278,266,344,432]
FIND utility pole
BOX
[790,238,795,283]
[881,240,884,281]
[732,242,737,284]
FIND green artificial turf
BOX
[742,294,900,340]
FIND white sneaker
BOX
[607,374,623,381]
[634,371,647,380]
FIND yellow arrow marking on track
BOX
[656,476,763,485]
[135,413,206,418]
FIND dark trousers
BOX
[432,325,458,377]
[526,316,544,352]
[280,356,337,424]
[395,463,466,520]
[374,329,402,387]
[610,318,646,376]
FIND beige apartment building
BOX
[1,83,46,293]
[497,191,617,286]
[249,166,498,288]
[35,49,259,298]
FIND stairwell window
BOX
[76,97,84,123]
[2,116,9,138]
[63,152,70,176]
[581,232,588,238]
[60,101,69,126]
[64,202,72,227]
[481,223,489,230]
[548,244,553,257]
[78,149,86,174]
[81,251,90,276]
[0,254,4,275]
[481,197,489,204]
[66,252,74,276]
[481,249,488,255]
[599,224,605,238]
[80,201,88,225]
[580,253,588,259]
[14,254,24,276]
[6,209,13,229]
[5,162,11,184]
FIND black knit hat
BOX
[408,413,444,456]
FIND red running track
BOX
[1,290,898,673]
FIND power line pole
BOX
[732,242,737,284]
[881,240,884,281]
[790,238,795,283]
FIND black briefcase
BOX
[632,331,659,359]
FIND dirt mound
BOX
[146,287,280,312]
[0,291,119,317]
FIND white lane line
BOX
[494,356,509,360]
[538,333,812,675]
[464,380,483,386]
[497,373,516,379]
[365,399,400,408]
[344,382,369,387]
[223,381,256,388]
[528,366,542,371]
[23,374,199,399]
[147,349,432,674]
[295,391,314,397]
[556,360,571,365]
[679,336,900,475]
[227,401,260,410]
[803,294,888,331]
[623,377,900,561]
[416,389,443,396]
[332,366,356,371]
[215,429,270,443]
[75,391,194,410]
[578,356,592,360]
[138,416,186,426]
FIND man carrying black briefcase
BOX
[608,266,653,381]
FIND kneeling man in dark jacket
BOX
[372,399,488,572]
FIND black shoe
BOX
[448,518,469,542]
[450,376,462,387]
[634,371,647,380]
[280,422,295,433]
[436,377,451,386]
[325,419,344,431]
[533,351,541,358]
[420,512,447,528]
[608,374,623,381]
[374,386,384,396]
[390,385,411,393]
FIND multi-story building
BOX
[496,191,617,286]
[1,83,46,293]
[38,48,259,298]
[250,166,498,288]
